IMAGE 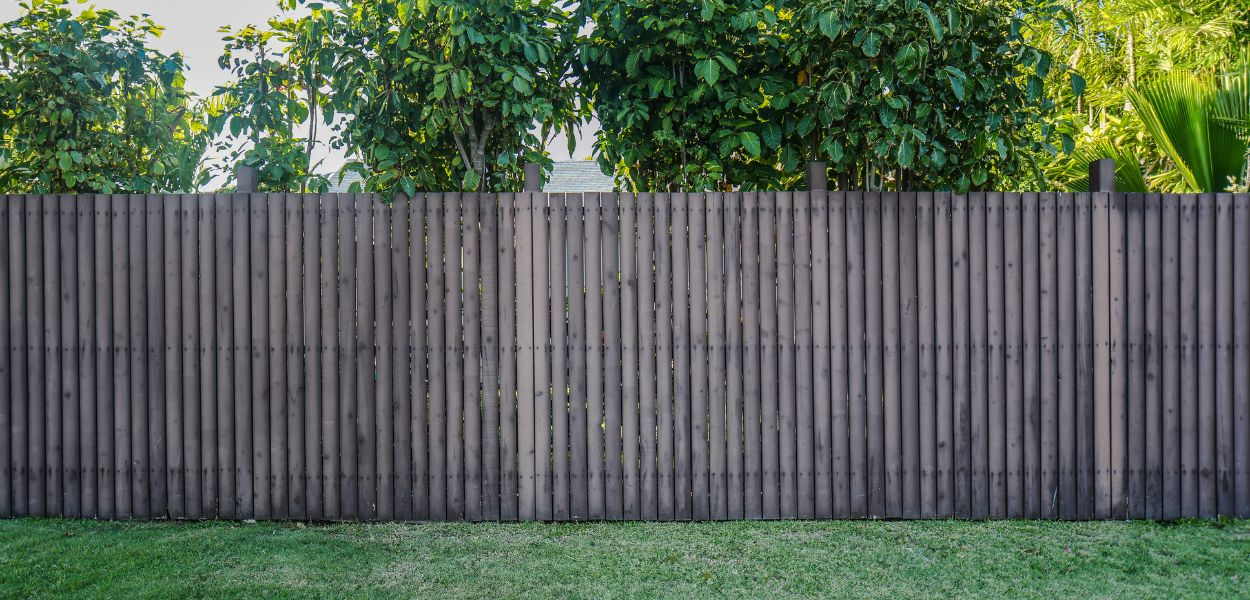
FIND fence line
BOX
[1,190,1248,521]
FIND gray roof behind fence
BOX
[325,160,615,194]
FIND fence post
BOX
[523,163,542,193]
[1089,158,1115,193]
[237,164,258,193]
[807,161,828,192]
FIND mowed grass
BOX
[1,517,1247,598]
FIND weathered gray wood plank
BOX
[794,191,815,520]
[690,191,710,520]
[637,192,659,521]
[620,192,639,519]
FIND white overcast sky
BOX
[0,0,597,173]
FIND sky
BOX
[0,0,598,174]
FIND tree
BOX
[792,0,1075,192]
[321,0,584,196]
[207,17,330,193]
[578,0,803,192]
[1125,63,1249,192]
[0,0,208,193]
[1032,0,1250,191]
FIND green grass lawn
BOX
[1,518,1247,598]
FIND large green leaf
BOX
[1128,68,1250,192]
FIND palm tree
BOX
[1126,59,1249,192]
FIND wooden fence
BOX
[1,190,1248,521]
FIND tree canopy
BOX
[0,0,207,193]
[320,0,585,196]
[1,0,1245,194]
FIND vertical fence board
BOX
[270,194,292,520]
[602,193,623,521]
[741,192,762,519]
[794,191,815,520]
[424,195,447,519]
[917,192,937,518]
[479,194,499,521]
[195,195,216,519]
[692,191,712,521]
[656,193,676,520]
[301,195,320,520]
[1144,194,1163,519]
[11,197,30,517]
[1022,193,1041,518]
[79,198,100,517]
[0,196,9,518]
[1092,192,1114,519]
[1214,193,1234,516]
[1076,194,1097,519]
[777,191,798,520]
[949,194,970,518]
[57,197,79,518]
[1109,192,1129,519]
[638,193,659,521]
[516,192,536,520]
[1235,193,1250,518]
[708,192,729,520]
[1126,194,1146,518]
[934,192,954,517]
[531,193,551,521]
[864,192,885,518]
[45,196,63,518]
[1039,193,1058,518]
[1179,194,1200,518]
[445,194,465,521]
[759,192,780,519]
[967,192,989,519]
[881,191,901,518]
[1161,194,1182,519]
[248,194,270,520]
[585,193,605,520]
[231,195,251,519]
[95,196,115,519]
[846,192,868,518]
[566,194,587,520]
[1196,193,1217,519]
[548,194,569,521]
[375,199,395,521]
[497,194,516,521]
[725,193,745,520]
[987,192,1007,519]
[898,192,920,519]
[832,192,854,518]
[211,195,233,519]
[1004,194,1024,518]
[462,194,481,522]
[813,190,834,520]
[318,196,340,520]
[673,193,693,520]
[29,196,49,518]
[1056,194,1077,519]
[620,193,639,520]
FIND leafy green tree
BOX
[321,0,585,195]
[0,0,208,193]
[793,0,1075,192]
[578,0,803,191]
[208,18,330,192]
